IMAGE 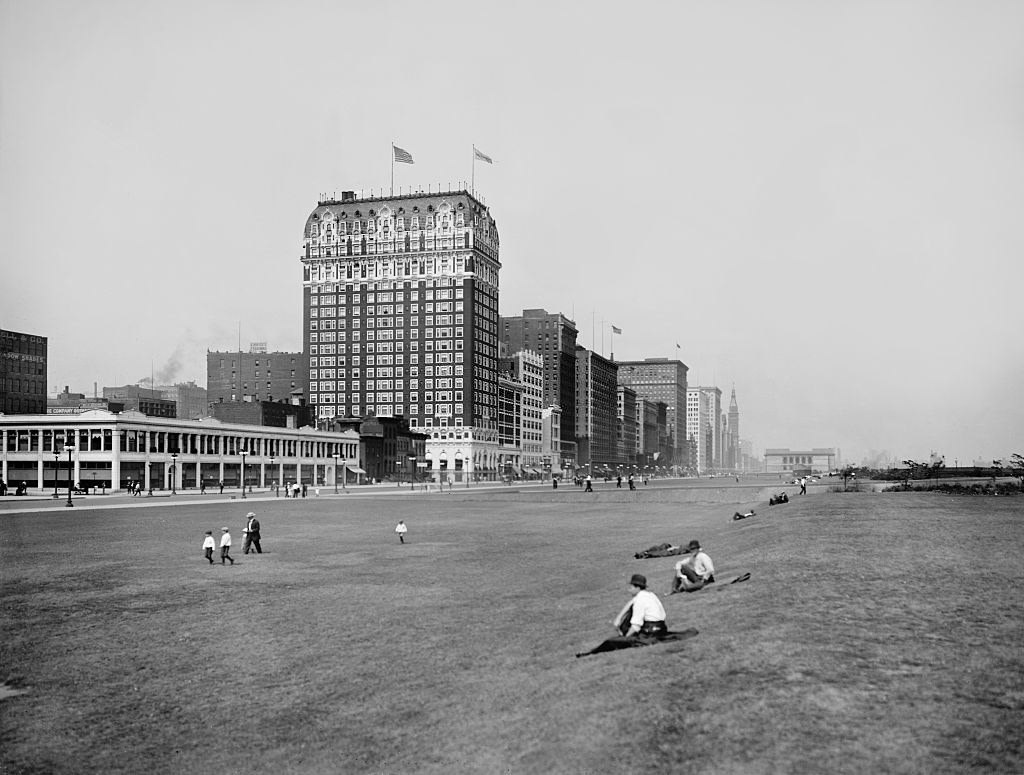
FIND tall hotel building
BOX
[300,189,502,481]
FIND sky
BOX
[2,0,1023,466]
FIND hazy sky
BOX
[3,0,1023,465]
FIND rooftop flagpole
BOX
[391,141,394,196]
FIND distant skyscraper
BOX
[686,387,710,474]
[688,386,723,470]
[617,357,689,471]
[575,347,618,469]
[300,189,502,481]
[726,387,741,469]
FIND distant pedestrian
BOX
[200,479,207,494]
[584,475,593,493]
[799,477,807,495]
[628,474,636,491]
[202,531,216,564]
[292,482,300,498]
[616,475,622,488]
[395,520,408,543]
[219,480,224,495]
[552,477,558,490]
[219,527,234,565]
[242,512,262,554]
[302,483,307,498]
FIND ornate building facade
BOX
[300,189,502,482]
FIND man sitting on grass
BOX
[614,573,668,638]
[671,540,715,593]
[576,573,698,657]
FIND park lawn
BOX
[1,489,1022,774]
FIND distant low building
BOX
[48,386,120,414]
[209,397,312,429]
[102,385,176,418]
[764,448,837,474]
[159,382,208,420]
[335,415,427,484]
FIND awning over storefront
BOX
[346,465,366,474]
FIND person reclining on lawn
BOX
[769,492,789,505]
[634,542,683,559]
[671,540,715,593]
[733,509,756,520]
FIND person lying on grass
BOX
[671,540,715,593]
[733,509,756,520]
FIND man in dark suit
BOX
[242,511,262,554]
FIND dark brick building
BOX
[500,309,578,446]
[207,349,305,405]
[0,329,47,415]
[209,399,313,429]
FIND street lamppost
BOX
[170,453,177,496]
[332,453,340,494]
[65,441,75,508]
[52,448,60,499]
[239,449,248,499]
[407,452,417,491]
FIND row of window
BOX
[311,308,463,321]
[310,211,465,236]
[311,280,461,297]
[309,362,462,377]
[310,400,461,418]
[2,428,353,459]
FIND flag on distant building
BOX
[473,146,493,164]
[611,325,622,335]
[393,145,414,164]
[676,343,681,349]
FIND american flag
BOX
[611,325,622,335]
[393,145,414,164]
[473,147,493,164]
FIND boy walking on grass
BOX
[202,531,216,564]
[219,527,234,565]
[395,520,408,543]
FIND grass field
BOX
[1,486,1022,774]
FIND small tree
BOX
[841,465,857,490]
[1008,454,1024,488]
[902,460,924,488]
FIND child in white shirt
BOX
[202,531,216,564]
